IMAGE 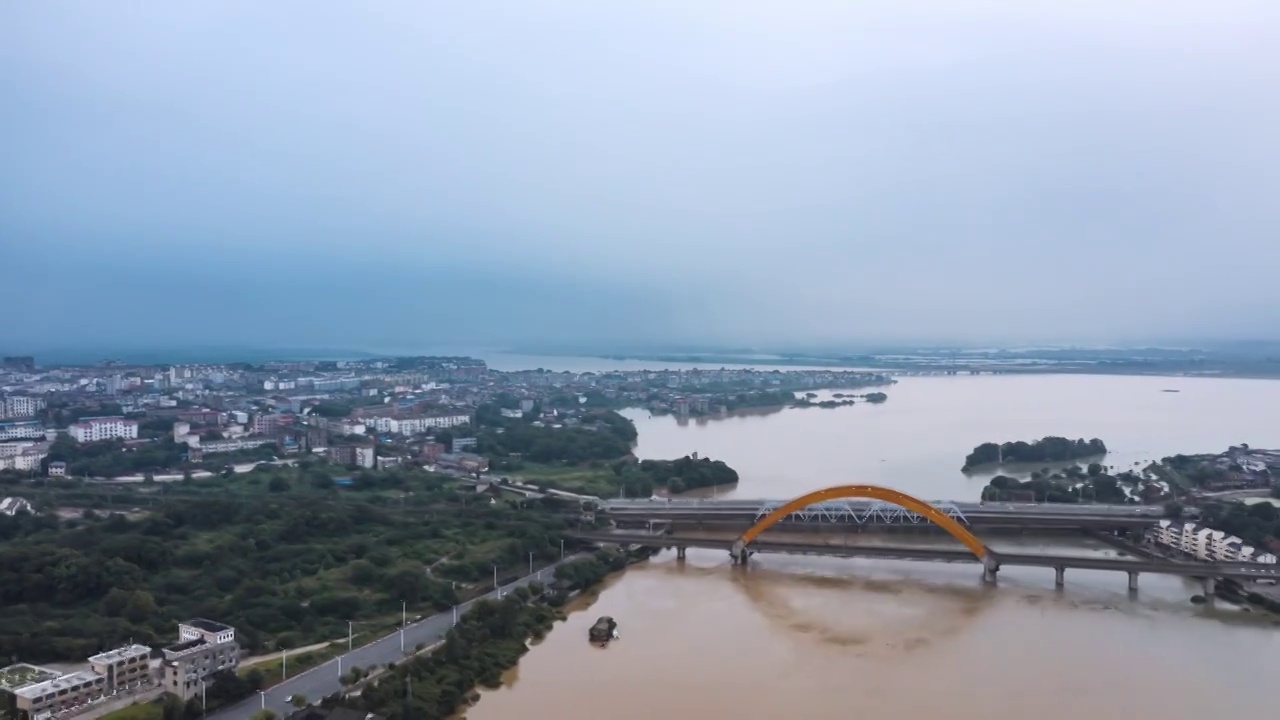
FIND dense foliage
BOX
[43,435,190,478]
[963,437,1107,471]
[476,410,637,464]
[983,468,1135,504]
[346,549,634,720]
[348,594,560,720]
[0,476,575,663]
[1204,501,1280,548]
[630,456,738,494]
[551,548,630,597]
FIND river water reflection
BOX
[465,374,1280,719]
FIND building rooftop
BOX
[13,670,103,699]
[0,664,61,693]
[164,639,206,654]
[184,618,232,634]
[88,644,151,665]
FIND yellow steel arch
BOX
[736,485,989,560]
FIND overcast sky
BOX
[3,1,1279,354]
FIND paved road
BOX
[210,555,585,720]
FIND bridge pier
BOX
[1127,571,1139,592]
[982,555,999,584]
[1202,577,1216,603]
[676,545,686,560]
[1054,566,1065,587]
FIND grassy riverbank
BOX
[329,546,649,719]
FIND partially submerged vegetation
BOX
[963,437,1107,472]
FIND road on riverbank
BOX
[208,554,586,720]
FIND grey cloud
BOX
[2,1,1278,353]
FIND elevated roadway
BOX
[572,531,1280,587]
[599,498,1165,530]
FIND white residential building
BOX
[0,421,46,442]
[198,436,275,455]
[0,395,45,419]
[391,413,471,436]
[69,417,139,443]
[354,445,376,469]
[0,448,47,472]
[1149,519,1278,564]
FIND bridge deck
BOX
[572,532,1280,580]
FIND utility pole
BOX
[282,648,288,681]
[528,551,534,575]
[560,539,565,560]
[400,600,407,652]
[259,691,265,710]
[492,564,498,590]
[201,681,207,719]
[348,621,353,652]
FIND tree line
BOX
[963,437,1107,471]
[0,482,577,663]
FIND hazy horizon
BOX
[4,2,1279,351]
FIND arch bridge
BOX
[729,484,1000,580]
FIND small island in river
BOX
[962,436,1107,472]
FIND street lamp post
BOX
[528,551,534,575]
[492,564,498,590]
[400,600,406,653]
[560,539,565,560]
[259,691,265,710]
[282,648,288,681]
[347,621,353,652]
[200,680,206,718]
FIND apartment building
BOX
[68,417,138,443]
[390,413,471,437]
[1149,520,1279,563]
[0,396,45,419]
[9,671,105,719]
[161,620,239,701]
[0,421,46,442]
[88,645,152,692]
[197,437,274,455]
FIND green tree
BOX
[290,694,308,708]
[251,711,277,720]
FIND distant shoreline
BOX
[581,353,1280,380]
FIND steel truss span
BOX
[735,485,989,561]
[753,499,968,526]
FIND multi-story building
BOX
[161,620,239,701]
[68,417,138,443]
[1149,520,1279,563]
[0,447,47,473]
[1,356,36,373]
[0,396,45,419]
[391,413,471,436]
[1,663,107,720]
[0,421,46,442]
[354,446,376,469]
[88,645,152,692]
[197,437,275,455]
[451,436,477,453]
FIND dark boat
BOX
[588,616,617,643]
